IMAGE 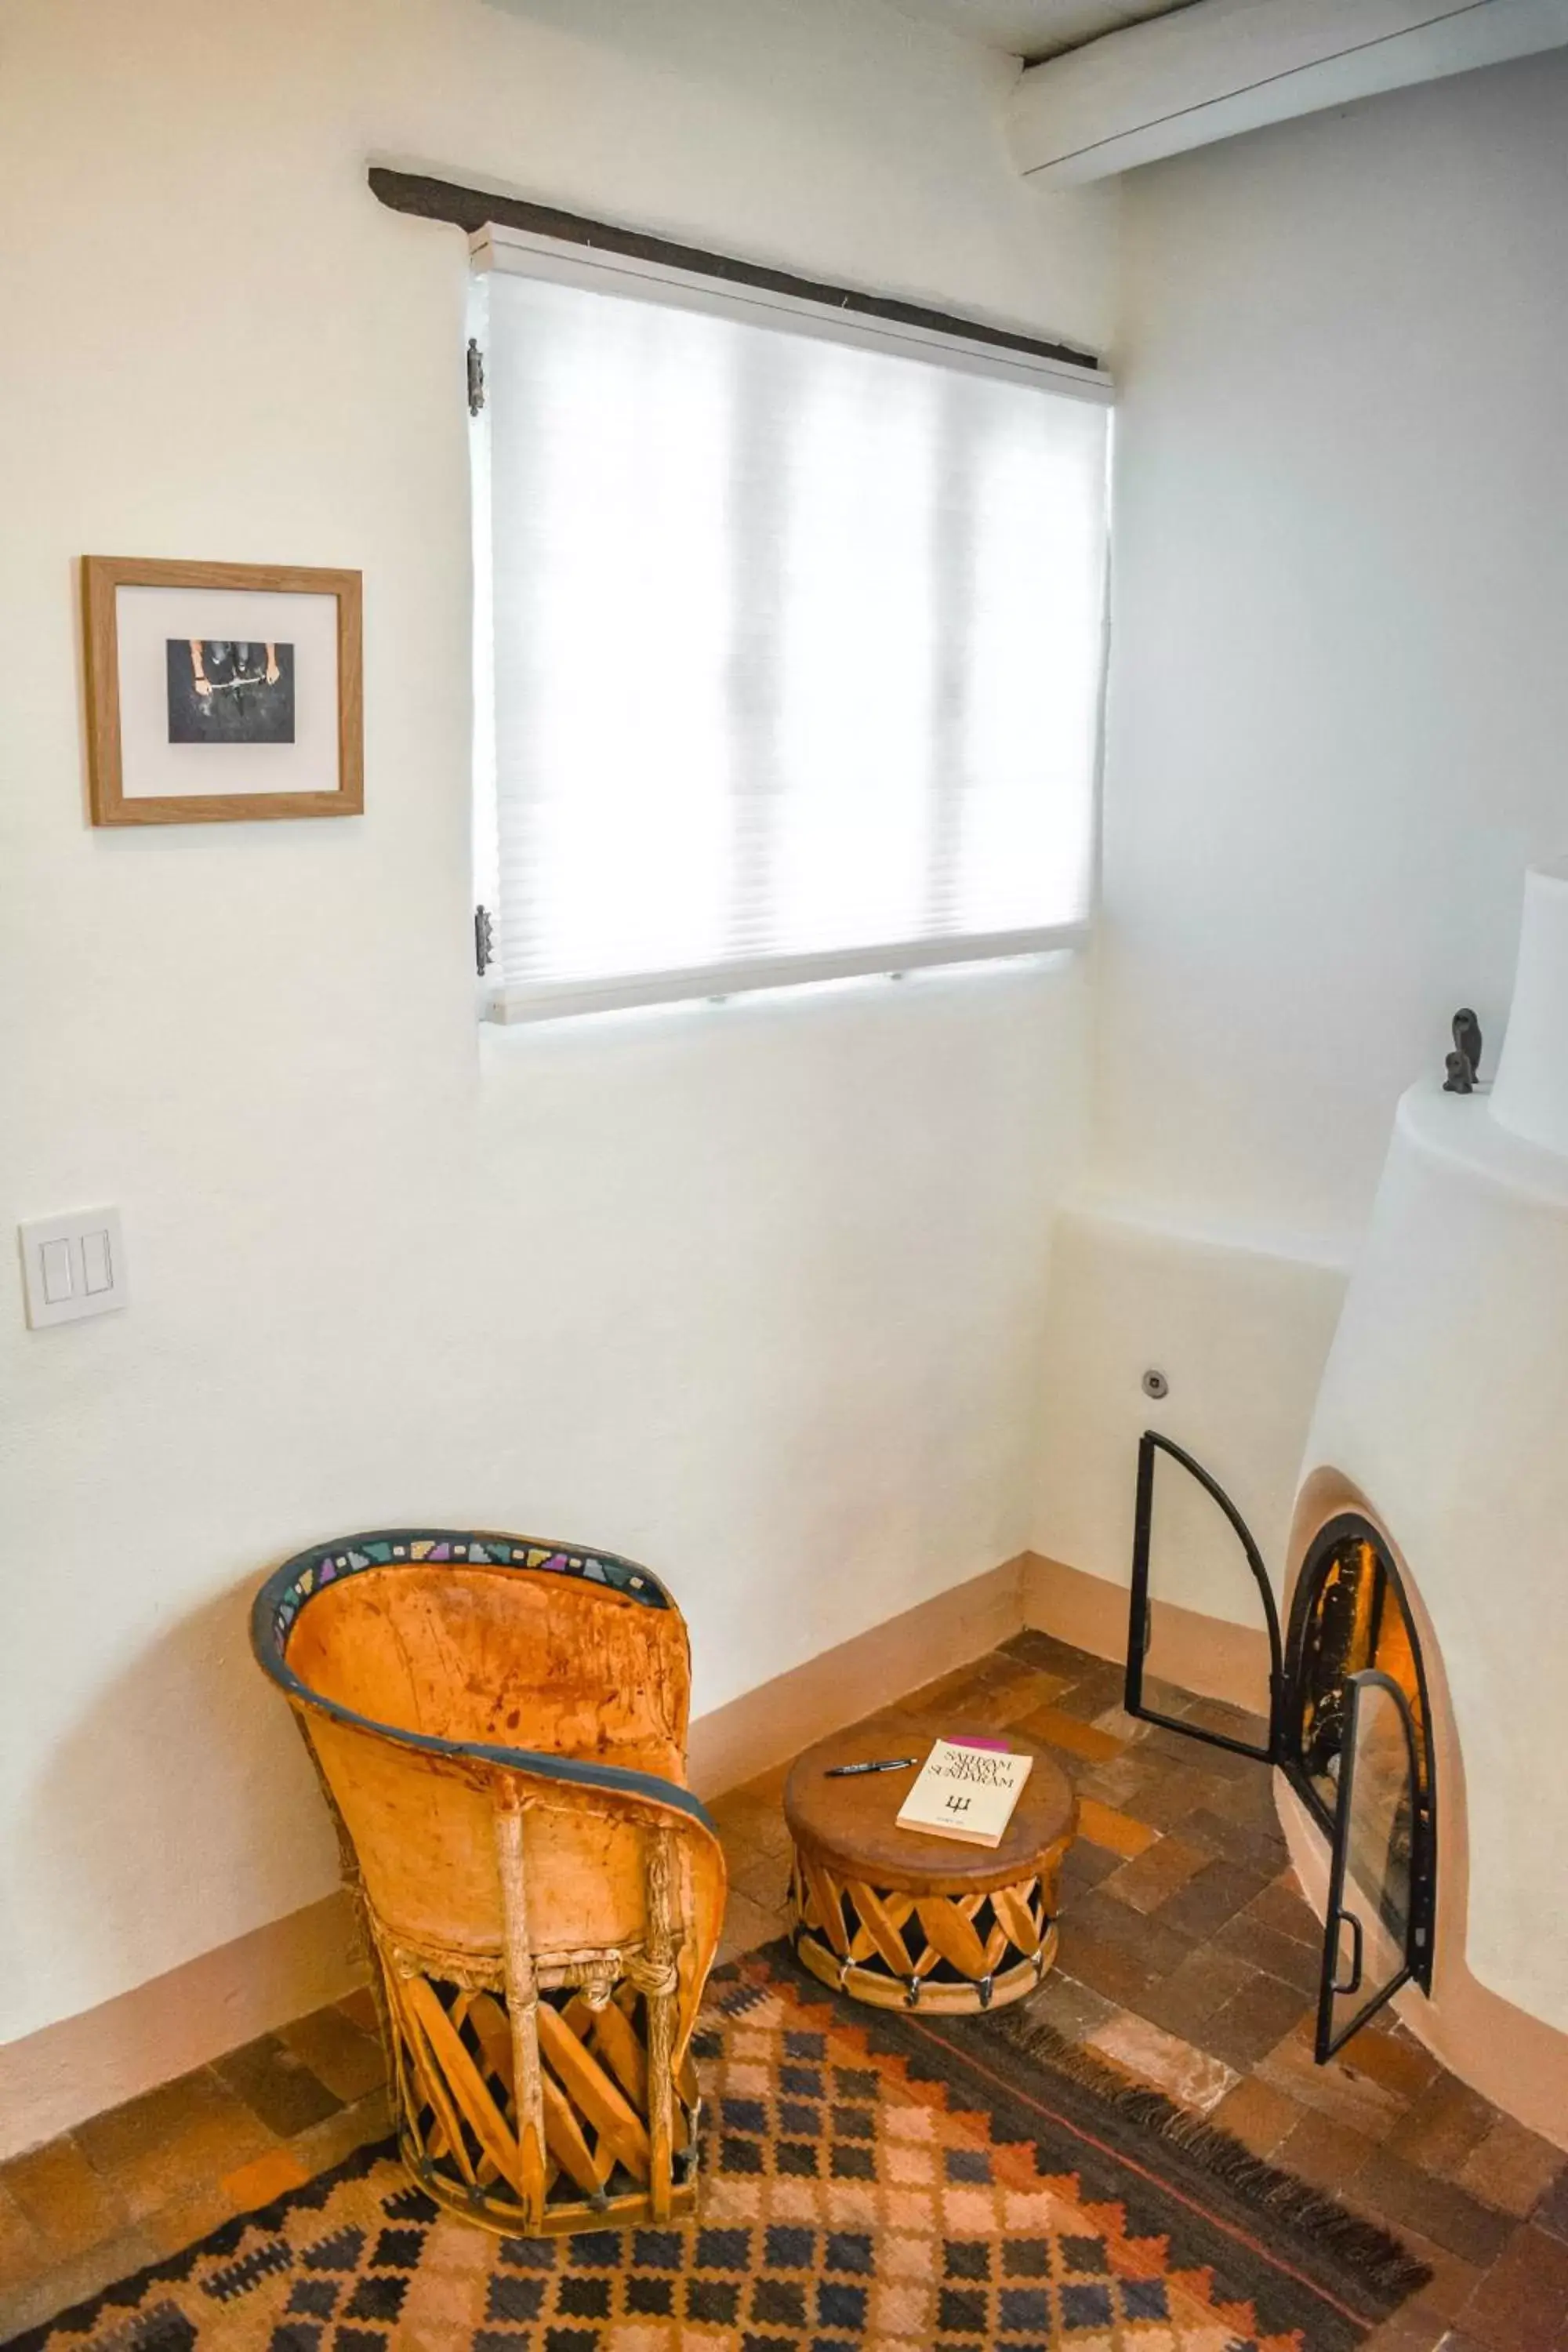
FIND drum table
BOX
[784,1716,1076,2013]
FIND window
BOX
[472,226,1111,1022]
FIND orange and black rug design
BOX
[5,1944,1427,2352]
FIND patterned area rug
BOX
[5,1944,1427,2352]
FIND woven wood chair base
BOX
[398,2135,700,2237]
[377,1947,702,2238]
[787,1849,1064,2013]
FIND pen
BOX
[824,1755,919,1778]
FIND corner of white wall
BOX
[1033,1204,1347,1621]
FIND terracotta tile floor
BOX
[3,1631,1566,2349]
[0,1991,394,2340]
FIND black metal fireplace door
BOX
[1121,1430,1435,2063]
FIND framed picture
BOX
[82,557,363,825]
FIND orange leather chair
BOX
[252,1530,726,2236]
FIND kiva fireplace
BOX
[1120,858,1568,2140]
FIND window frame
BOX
[470,222,1112,1027]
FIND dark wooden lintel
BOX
[368,165,1103,376]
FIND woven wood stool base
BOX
[787,1852,1062,2014]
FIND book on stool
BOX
[895,1737,1033,1848]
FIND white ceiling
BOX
[884,0,1200,65]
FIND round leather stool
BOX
[784,1715,1076,2013]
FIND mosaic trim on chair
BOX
[257,1527,672,1660]
[249,1529,715,1837]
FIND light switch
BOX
[19,1208,128,1329]
[82,1228,114,1294]
[40,1238,74,1304]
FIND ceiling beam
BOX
[1007,0,1568,184]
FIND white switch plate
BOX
[19,1207,128,1328]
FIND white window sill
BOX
[481,924,1090,1029]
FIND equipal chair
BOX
[251,1529,727,2237]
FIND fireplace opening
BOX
[1123,1438,1441,2057]
[1284,1513,1437,1997]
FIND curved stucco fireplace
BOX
[1124,860,1568,2143]
[1276,863,1568,2138]
[1287,860,1568,2140]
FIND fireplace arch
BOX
[1123,1435,1439,2062]
[1283,1515,1436,1902]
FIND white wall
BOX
[0,0,1115,2049]
[1036,54,1568,1613]
[1035,1210,1344,1626]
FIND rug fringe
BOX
[994,2009,1432,2299]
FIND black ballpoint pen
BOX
[824,1755,918,1778]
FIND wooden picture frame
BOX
[82,557,363,825]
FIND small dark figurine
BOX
[1444,1007,1483,1091]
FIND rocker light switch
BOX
[40,1238,74,1304]
[81,1227,114,1294]
[19,1208,128,1328]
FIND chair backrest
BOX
[289,1558,691,1773]
[251,1530,724,1965]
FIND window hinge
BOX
[474,903,495,976]
[466,338,486,416]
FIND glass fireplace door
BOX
[1316,1668,1427,2059]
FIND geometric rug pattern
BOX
[5,1946,1422,2352]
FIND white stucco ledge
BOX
[1397,1075,1568,1211]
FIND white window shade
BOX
[474,230,1110,1022]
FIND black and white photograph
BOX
[83,557,361,825]
[165,637,296,745]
